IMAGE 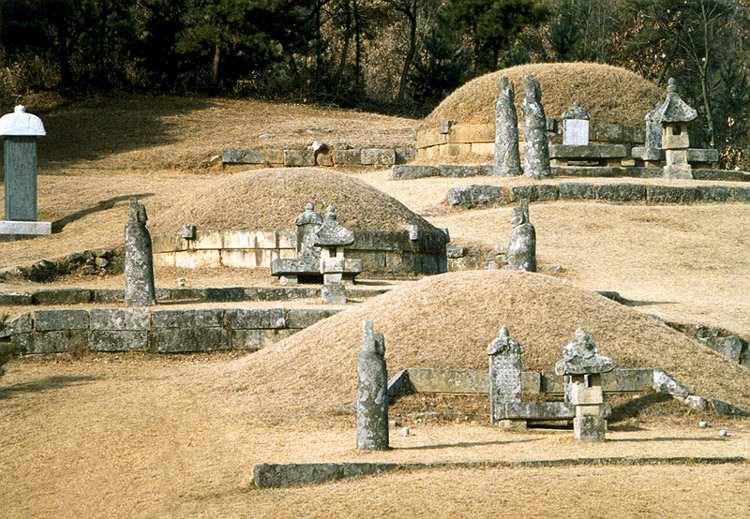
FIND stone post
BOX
[505,199,536,272]
[493,77,522,177]
[124,198,156,307]
[521,75,552,179]
[561,101,590,146]
[555,328,614,442]
[487,326,525,428]
[357,320,389,450]
[645,102,662,149]
[0,105,52,238]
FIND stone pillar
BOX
[125,198,156,307]
[645,102,662,149]
[561,101,590,146]
[521,75,552,179]
[357,320,389,451]
[555,328,614,442]
[493,77,522,177]
[505,199,536,272]
[487,326,525,428]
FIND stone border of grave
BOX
[253,456,746,489]
[0,247,125,283]
[0,285,387,306]
[222,146,416,169]
[443,182,750,210]
[0,307,341,354]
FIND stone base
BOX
[574,415,606,442]
[663,165,693,179]
[321,282,346,304]
[0,220,52,241]
[497,419,527,430]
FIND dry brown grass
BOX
[148,168,440,234]
[421,62,663,129]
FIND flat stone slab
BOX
[222,149,263,164]
[0,220,52,236]
[549,144,627,159]
[391,165,438,179]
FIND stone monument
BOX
[493,77,522,177]
[555,328,613,442]
[487,326,524,427]
[505,199,536,272]
[357,320,389,450]
[652,78,698,179]
[125,198,156,307]
[0,105,51,239]
[645,102,663,149]
[521,75,552,179]
[561,101,590,146]
[294,202,324,259]
[315,205,353,304]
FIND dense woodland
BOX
[0,0,749,166]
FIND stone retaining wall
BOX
[223,147,416,169]
[152,228,449,276]
[1,307,340,354]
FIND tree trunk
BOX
[211,32,222,90]
[333,0,352,92]
[353,0,361,91]
[396,6,417,105]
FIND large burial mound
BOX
[221,270,750,421]
[422,62,662,129]
[150,168,439,234]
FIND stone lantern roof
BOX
[314,205,355,247]
[555,328,614,376]
[0,105,46,136]
[561,100,590,120]
[651,78,697,124]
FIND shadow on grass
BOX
[51,193,154,233]
[396,438,540,451]
[609,436,725,442]
[609,392,675,423]
[0,375,101,400]
[620,298,677,307]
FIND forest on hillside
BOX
[1,0,749,167]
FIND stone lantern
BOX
[651,78,698,179]
[0,105,51,238]
[314,205,354,304]
[555,328,614,442]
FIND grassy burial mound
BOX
[150,168,441,234]
[222,270,750,421]
[421,62,662,129]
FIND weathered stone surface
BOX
[632,146,663,162]
[149,327,229,353]
[506,200,536,272]
[395,147,416,164]
[286,308,340,329]
[390,165,438,180]
[32,288,92,305]
[124,198,156,307]
[254,462,401,489]
[222,149,263,164]
[89,330,148,352]
[596,183,647,202]
[446,246,464,258]
[333,148,361,165]
[245,286,319,301]
[34,309,90,331]
[497,401,575,420]
[0,291,33,305]
[1,312,32,338]
[29,330,87,354]
[89,308,150,330]
[694,185,733,202]
[151,308,224,328]
[225,308,286,329]
[521,75,552,179]
[652,78,698,125]
[735,186,750,202]
[360,148,396,166]
[645,102,663,148]
[357,320,389,451]
[647,185,697,204]
[686,148,719,164]
[562,119,590,146]
[549,144,627,159]
[493,77,522,177]
[321,282,346,304]
[574,415,606,442]
[710,398,750,417]
[230,329,295,351]
[446,185,505,208]
[283,149,315,167]
[315,206,355,247]
[488,327,523,423]
[555,329,614,376]
[11,332,34,354]
[652,368,690,398]
[700,336,744,363]
[439,164,480,177]
[685,395,709,410]
[559,183,597,200]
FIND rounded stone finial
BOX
[304,202,314,211]
[15,105,26,113]
[0,104,46,136]
[325,205,337,221]
[487,326,523,356]
[667,77,678,94]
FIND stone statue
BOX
[505,199,536,272]
[293,203,324,258]
[493,77,522,177]
[521,75,552,179]
[357,320,389,450]
[124,198,156,307]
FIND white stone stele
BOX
[562,119,589,146]
[0,220,52,235]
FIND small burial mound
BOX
[220,270,750,421]
[150,168,438,234]
[422,62,662,129]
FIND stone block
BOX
[407,368,489,394]
[230,329,295,351]
[685,395,709,410]
[333,148,361,165]
[438,164,479,177]
[89,330,148,352]
[149,327,229,353]
[89,308,150,330]
[283,150,315,167]
[710,398,750,417]
[390,165,438,180]
[203,287,245,302]
[222,149,263,164]
[509,185,541,202]
[536,184,558,201]
[31,330,88,354]
[569,383,603,405]
[549,144,626,159]
[34,310,90,331]
[701,336,744,363]
[192,230,223,250]
[286,308,340,329]
[444,143,472,156]
[647,185,696,204]
[0,291,33,305]
[496,401,574,420]
[471,142,495,156]
[559,183,597,200]
[686,148,719,164]
[447,185,505,208]
[225,308,286,329]
[596,183,647,202]
[91,289,125,304]
[264,149,284,164]
[0,312,32,340]
[385,251,417,273]
[395,147,416,164]
[361,148,396,166]
[32,289,92,305]
[351,250,386,272]
[594,123,625,142]
[574,415,606,442]
[256,231,278,249]
[631,147,663,162]
[253,462,401,489]
[222,230,256,249]
[653,368,690,398]
[734,187,750,202]
[694,186,733,202]
[220,249,257,268]
[173,249,221,268]
[321,282,346,304]
[562,119,589,145]
[607,369,653,392]
[11,332,34,354]
[151,308,224,328]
